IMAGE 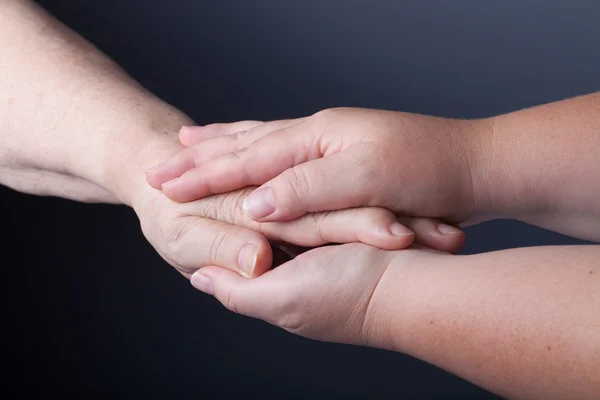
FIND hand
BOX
[128,133,464,278]
[189,243,441,346]
[146,109,491,226]
[133,184,465,278]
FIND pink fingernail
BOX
[190,272,214,295]
[243,188,276,220]
[437,223,461,235]
[389,222,414,236]
[237,244,258,277]
[161,178,181,191]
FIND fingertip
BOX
[436,229,466,254]
[242,187,277,221]
[160,170,209,203]
[367,224,415,250]
[161,178,186,202]
[247,236,274,278]
[145,169,163,190]
[356,212,415,250]
[179,126,205,147]
[190,269,215,295]
[411,220,466,254]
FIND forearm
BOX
[473,93,600,240]
[0,0,191,204]
[375,246,600,399]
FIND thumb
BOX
[190,266,281,320]
[243,147,378,222]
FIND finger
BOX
[146,147,195,189]
[146,135,258,189]
[190,266,283,321]
[242,148,378,222]
[148,122,266,189]
[169,217,272,278]
[181,117,307,165]
[180,189,414,250]
[151,119,307,192]
[399,216,465,254]
[259,207,415,250]
[179,121,263,147]
[160,126,325,203]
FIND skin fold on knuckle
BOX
[283,166,311,207]
[307,211,331,245]
[223,286,240,315]
[230,148,254,184]
[307,109,336,141]
[207,222,232,266]
[163,214,192,261]
[183,188,271,239]
[191,192,242,224]
[233,129,252,149]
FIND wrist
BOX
[365,249,464,354]
[99,106,194,207]
[460,117,500,222]
[467,115,552,223]
[460,116,527,223]
[360,250,430,352]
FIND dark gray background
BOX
[3,1,598,398]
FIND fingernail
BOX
[161,178,181,191]
[179,125,197,135]
[437,223,461,235]
[243,188,276,220]
[389,222,414,236]
[146,162,164,174]
[237,244,258,277]
[190,272,214,295]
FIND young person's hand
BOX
[147,109,490,226]
[188,242,408,345]
[132,181,464,279]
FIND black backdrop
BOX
[3,1,599,398]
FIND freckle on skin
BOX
[547,346,552,351]
[430,320,434,325]
[590,271,594,275]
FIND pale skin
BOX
[0,0,462,278]
[2,1,598,399]
[150,53,600,400]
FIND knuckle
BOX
[207,224,231,265]
[261,288,305,332]
[163,216,191,261]
[231,148,253,182]
[275,302,305,333]
[196,193,240,224]
[277,311,305,333]
[283,166,311,202]
[363,206,394,222]
[224,287,240,314]
[311,108,336,121]
[232,130,248,149]
[191,147,204,166]
[308,211,331,243]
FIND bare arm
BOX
[0,0,461,278]
[476,93,600,241]
[377,246,600,399]
[0,0,189,204]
